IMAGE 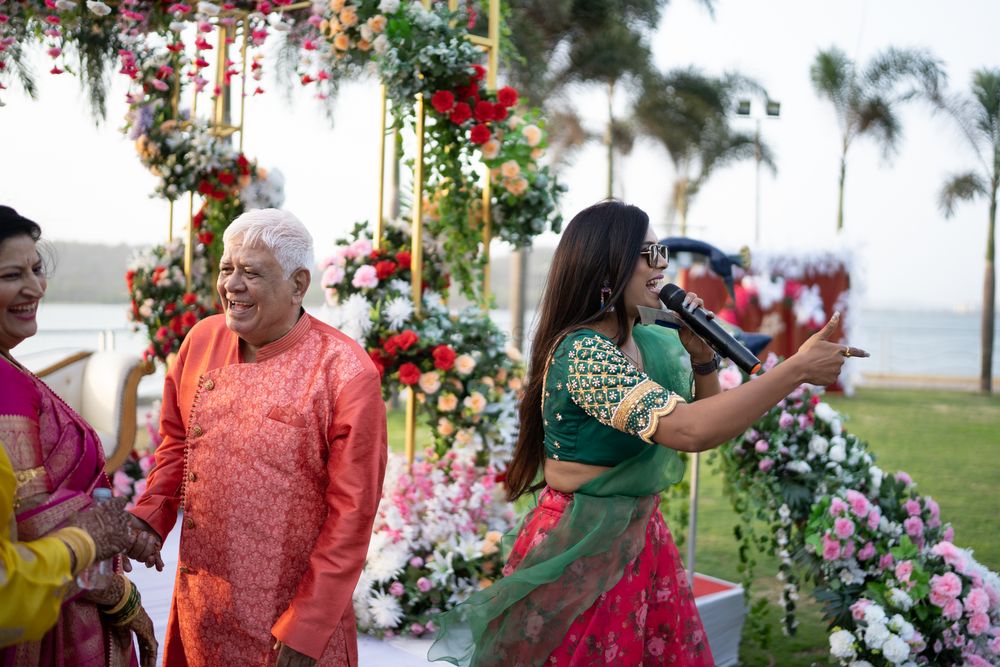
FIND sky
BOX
[1,0,998,311]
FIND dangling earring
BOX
[600,280,614,312]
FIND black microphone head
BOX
[659,283,687,310]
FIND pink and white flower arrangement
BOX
[353,451,515,638]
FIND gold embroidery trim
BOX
[611,379,662,432]
[639,394,686,444]
[14,466,44,491]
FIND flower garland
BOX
[709,362,1000,665]
[353,450,516,638]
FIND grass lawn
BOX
[386,387,1000,666]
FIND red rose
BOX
[237,154,250,174]
[198,230,215,245]
[431,90,455,114]
[469,124,491,145]
[456,84,479,103]
[470,64,486,81]
[370,250,382,259]
[192,209,205,228]
[474,100,494,122]
[449,102,471,125]
[301,74,314,85]
[396,329,419,351]
[197,180,213,195]
[182,292,198,305]
[169,316,184,334]
[217,171,234,186]
[375,260,397,280]
[398,362,421,385]
[181,311,198,328]
[125,269,136,289]
[164,303,176,315]
[492,103,509,121]
[432,345,456,371]
[369,350,387,377]
[383,337,399,357]
[155,327,170,342]
[497,86,518,107]
[395,251,412,269]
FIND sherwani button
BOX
[179,566,190,575]
[185,518,195,529]
[189,472,197,482]
[191,425,203,437]
[204,379,215,391]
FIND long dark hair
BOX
[0,206,42,245]
[506,200,651,501]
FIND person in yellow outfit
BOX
[0,441,133,646]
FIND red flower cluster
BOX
[432,344,456,371]
[398,362,421,385]
[383,329,419,356]
[428,66,519,146]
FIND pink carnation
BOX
[944,526,955,542]
[964,588,990,615]
[904,498,922,516]
[778,411,794,429]
[932,541,967,571]
[829,498,849,517]
[112,470,132,494]
[925,496,940,520]
[879,553,895,571]
[416,577,432,593]
[834,517,855,539]
[822,533,840,561]
[895,560,914,583]
[322,264,345,287]
[963,655,992,667]
[968,612,991,636]
[845,489,870,518]
[389,581,405,597]
[758,458,774,472]
[409,556,424,568]
[895,471,913,485]
[857,541,876,561]
[841,540,855,559]
[904,516,925,538]
[850,599,871,621]
[754,439,769,453]
[351,264,379,288]
[867,507,881,531]
[941,598,963,620]
[930,572,963,606]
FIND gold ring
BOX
[843,346,851,358]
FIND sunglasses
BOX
[639,243,669,268]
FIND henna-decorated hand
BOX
[126,516,164,571]
[126,606,158,667]
[70,495,133,561]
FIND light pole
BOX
[736,98,780,245]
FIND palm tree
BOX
[635,68,775,235]
[810,46,944,232]
[937,69,1000,394]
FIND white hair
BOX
[223,208,314,278]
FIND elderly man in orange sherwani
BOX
[127,208,388,667]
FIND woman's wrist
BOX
[691,353,720,375]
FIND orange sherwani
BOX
[131,313,387,666]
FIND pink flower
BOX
[964,588,990,615]
[758,458,774,472]
[904,516,925,538]
[646,637,665,656]
[389,581,405,597]
[139,455,155,474]
[133,479,147,497]
[942,598,963,620]
[322,264,345,287]
[409,556,423,568]
[944,526,955,542]
[754,439,769,453]
[416,577,432,593]
[841,540,855,559]
[850,599,871,621]
[962,655,992,667]
[895,560,914,583]
[904,498,922,516]
[867,507,881,531]
[932,542,967,571]
[895,471,913,486]
[968,612,991,636]
[879,553,895,571]
[409,623,425,636]
[112,470,132,494]
[834,517,855,539]
[822,533,840,561]
[778,411,794,429]
[930,572,963,606]
[845,490,870,518]
[925,496,940,520]
[829,498,849,517]
[718,365,742,390]
[351,264,379,288]
[857,541,876,561]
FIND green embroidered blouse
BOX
[543,325,690,466]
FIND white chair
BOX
[35,351,153,472]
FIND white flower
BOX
[848,662,874,667]
[54,0,76,9]
[86,0,111,15]
[267,13,290,30]
[829,629,856,659]
[338,293,373,342]
[786,460,812,474]
[881,635,909,664]
[378,0,400,13]
[863,604,886,625]
[869,466,884,491]
[814,402,838,423]
[809,434,829,456]
[197,1,220,15]
[863,622,890,650]
[829,442,847,463]
[888,614,914,641]
[888,588,913,611]
[384,295,414,330]
[455,354,477,375]
[418,371,441,395]
[368,590,404,629]
[373,34,389,54]
[366,542,408,583]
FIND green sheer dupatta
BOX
[428,326,691,667]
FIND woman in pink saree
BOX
[0,206,157,666]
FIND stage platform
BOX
[129,523,745,665]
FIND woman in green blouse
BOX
[430,200,858,666]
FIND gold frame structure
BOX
[373,0,502,463]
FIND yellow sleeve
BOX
[0,443,83,647]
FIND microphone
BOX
[659,283,762,375]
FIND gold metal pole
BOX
[238,17,248,153]
[479,0,500,307]
[184,192,195,291]
[487,0,500,88]
[404,387,416,463]
[375,85,388,249]
[168,200,174,242]
[213,24,229,127]
[410,95,426,318]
